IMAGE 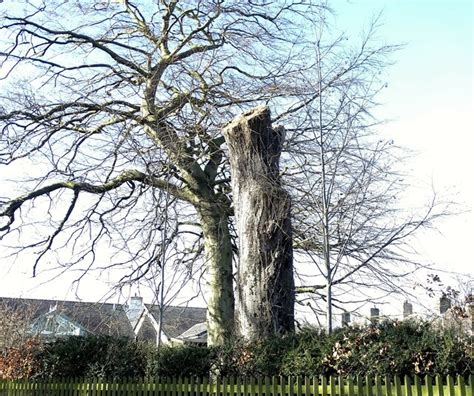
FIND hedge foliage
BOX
[0,319,472,380]
[218,320,472,378]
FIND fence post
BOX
[138,377,143,396]
[414,376,422,396]
[375,376,382,396]
[264,377,271,396]
[393,376,402,396]
[435,375,444,396]
[175,377,181,396]
[70,376,77,396]
[229,377,236,396]
[385,376,392,396]
[289,377,295,396]
[94,377,100,396]
[446,376,455,396]
[204,376,210,396]
[347,377,354,396]
[339,376,346,396]
[406,376,413,396]
[183,376,189,396]
[250,377,257,396]
[189,376,195,396]
[304,376,310,396]
[224,376,230,396]
[62,377,69,396]
[457,376,465,396]
[312,377,319,396]
[122,376,128,396]
[330,377,336,396]
[297,377,303,396]
[196,376,202,396]
[175,377,180,396]
[216,376,221,396]
[366,376,373,396]
[236,377,242,396]
[274,376,280,396]
[322,376,328,396]
[425,376,433,396]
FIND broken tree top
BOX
[223,106,286,179]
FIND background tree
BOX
[0,300,38,349]
[285,25,450,331]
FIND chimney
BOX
[439,296,451,314]
[130,295,143,310]
[126,295,144,327]
[370,307,380,324]
[403,301,413,319]
[341,312,351,326]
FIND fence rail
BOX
[0,375,472,396]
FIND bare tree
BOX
[0,0,329,344]
[0,300,38,350]
[286,26,450,332]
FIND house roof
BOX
[0,297,135,338]
[175,322,207,343]
[145,304,207,339]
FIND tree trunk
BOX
[198,206,235,346]
[223,106,295,341]
[326,282,333,333]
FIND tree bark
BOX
[223,106,295,341]
[198,205,235,346]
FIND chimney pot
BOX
[403,301,413,319]
[341,312,351,326]
[370,307,380,324]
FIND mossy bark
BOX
[223,106,295,341]
[198,206,235,346]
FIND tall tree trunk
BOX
[198,205,235,346]
[223,106,295,341]
[326,282,333,333]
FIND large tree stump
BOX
[223,106,295,341]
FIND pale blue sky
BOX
[331,1,473,277]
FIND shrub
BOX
[279,328,332,376]
[215,334,299,376]
[216,320,472,378]
[0,319,471,379]
[36,336,148,379]
[146,344,214,377]
[0,338,42,380]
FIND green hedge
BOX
[36,336,148,379]
[1,319,472,380]
[229,320,472,378]
[32,337,215,379]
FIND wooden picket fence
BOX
[0,375,472,396]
